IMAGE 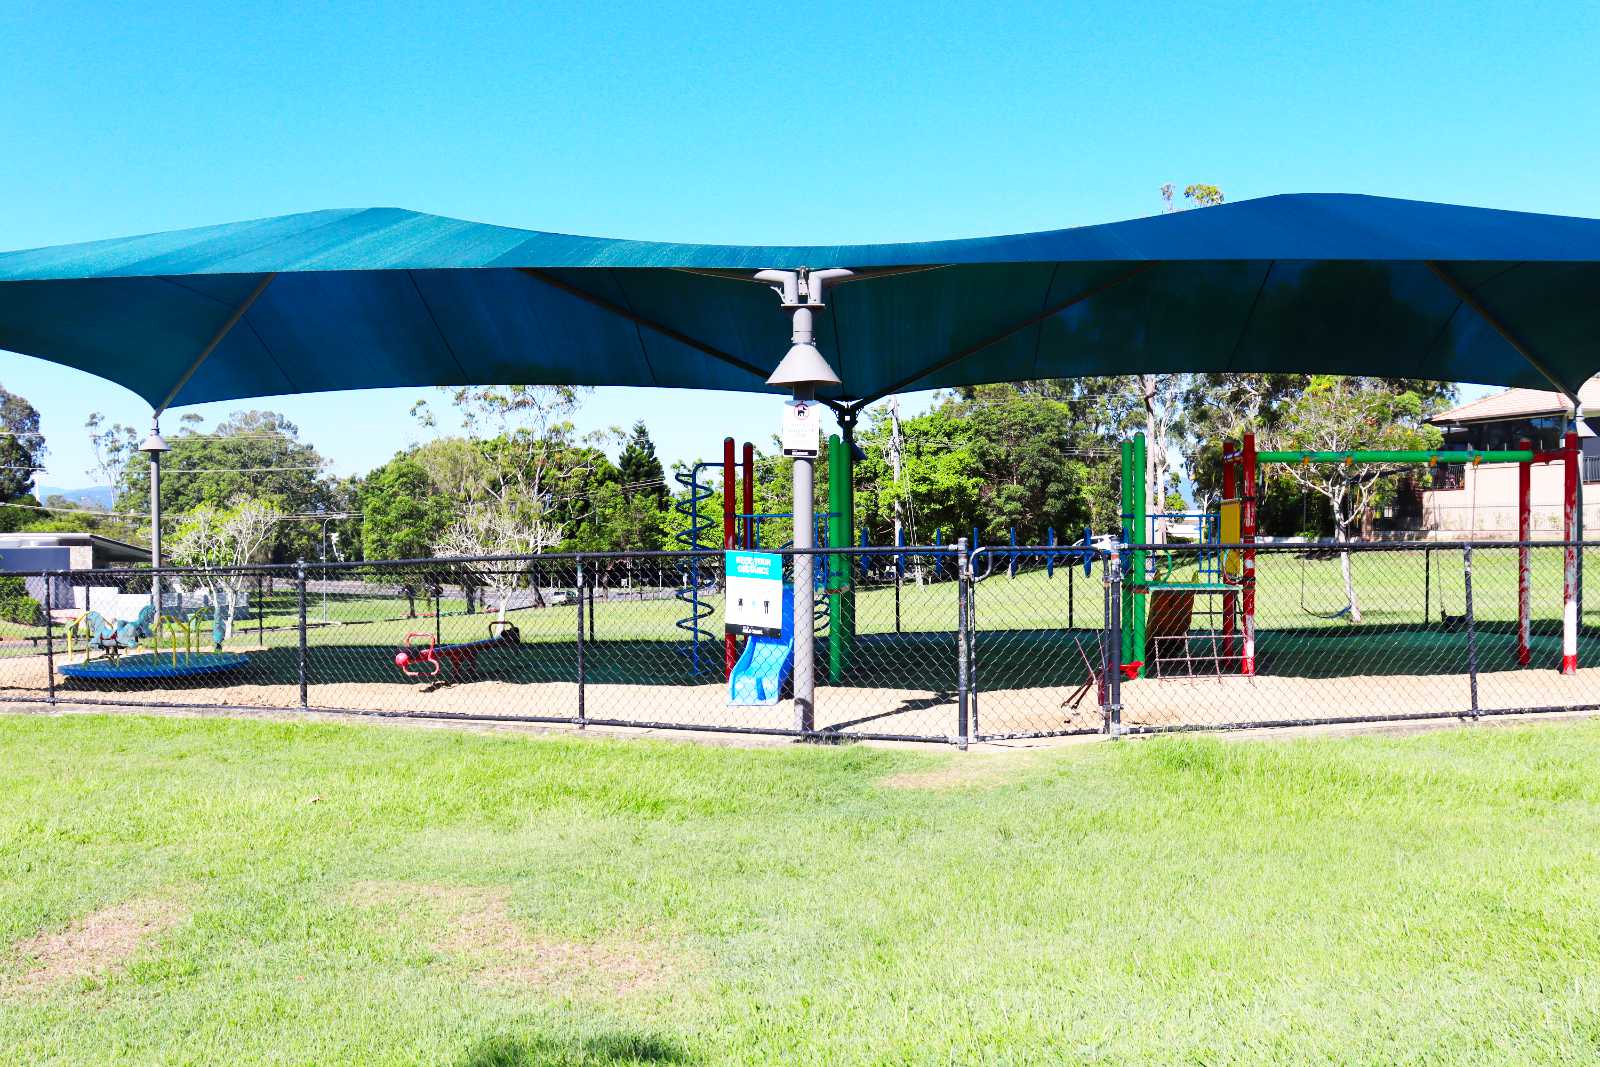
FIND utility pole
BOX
[888,396,905,549]
[887,395,919,583]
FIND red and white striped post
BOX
[741,441,755,550]
[1562,430,1579,675]
[1241,433,1257,678]
[1517,439,1532,667]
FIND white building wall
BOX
[1422,462,1593,539]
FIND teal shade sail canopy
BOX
[1,193,1598,411]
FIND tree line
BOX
[0,371,1454,574]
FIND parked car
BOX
[547,588,578,607]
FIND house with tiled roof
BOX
[1422,380,1600,539]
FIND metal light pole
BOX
[319,506,330,622]
[758,267,851,735]
[140,421,171,613]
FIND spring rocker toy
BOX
[395,620,521,686]
[68,604,159,664]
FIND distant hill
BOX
[36,485,116,509]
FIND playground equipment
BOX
[67,604,159,663]
[676,436,850,687]
[58,650,250,680]
[394,620,521,684]
[970,527,1101,580]
[61,604,248,680]
[1214,432,1581,677]
[1118,433,1239,679]
[727,579,796,705]
[1116,429,1581,679]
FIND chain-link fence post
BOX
[1105,550,1124,736]
[256,572,265,648]
[1463,544,1480,719]
[575,555,587,729]
[967,551,980,738]
[44,572,56,705]
[296,559,309,710]
[955,538,969,750]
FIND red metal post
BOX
[1222,440,1237,663]
[723,436,737,678]
[1242,433,1257,677]
[742,441,755,550]
[1563,430,1579,675]
[1517,439,1532,666]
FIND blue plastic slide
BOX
[727,583,794,705]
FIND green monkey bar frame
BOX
[1119,435,1149,676]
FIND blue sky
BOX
[3,1,1597,489]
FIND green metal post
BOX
[1130,433,1148,677]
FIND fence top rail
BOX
[1123,538,1593,553]
[17,538,1599,586]
[36,545,969,583]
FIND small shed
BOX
[0,532,151,609]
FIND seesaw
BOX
[394,620,521,685]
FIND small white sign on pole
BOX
[782,399,820,458]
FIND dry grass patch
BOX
[345,881,671,995]
[879,752,1044,791]
[3,896,187,995]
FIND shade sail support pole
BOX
[758,267,852,736]
[155,273,277,416]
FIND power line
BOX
[0,499,139,520]
[170,465,324,474]
[170,432,299,440]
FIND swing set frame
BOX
[1221,432,1581,677]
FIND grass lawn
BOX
[4,714,1600,1064]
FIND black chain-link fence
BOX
[6,541,1599,745]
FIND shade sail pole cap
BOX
[767,341,840,389]
[140,421,171,455]
[758,267,851,390]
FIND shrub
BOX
[0,574,43,626]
